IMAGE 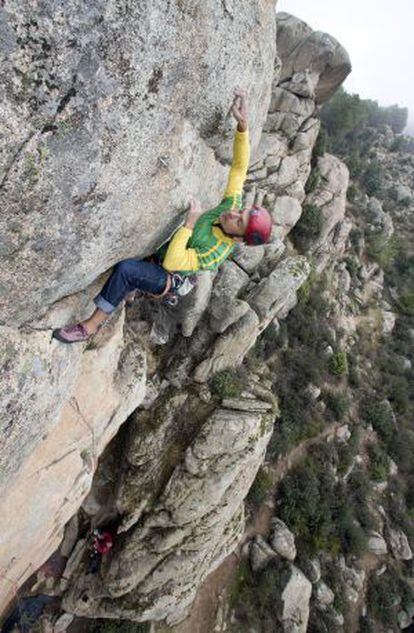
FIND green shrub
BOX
[359,616,375,633]
[305,168,321,194]
[399,291,414,315]
[366,233,399,269]
[323,390,349,420]
[367,568,400,626]
[361,160,383,196]
[247,467,273,506]
[345,256,360,278]
[367,443,389,481]
[346,183,359,202]
[347,468,378,530]
[291,204,323,249]
[233,559,290,629]
[363,401,394,445]
[329,351,348,376]
[210,369,244,398]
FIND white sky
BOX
[277,0,414,134]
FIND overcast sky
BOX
[278,0,414,135]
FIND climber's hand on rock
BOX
[231,87,248,132]
[185,196,203,230]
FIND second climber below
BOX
[53,87,272,344]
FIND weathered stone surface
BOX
[194,308,260,383]
[0,315,146,613]
[276,13,352,103]
[0,4,356,622]
[246,256,310,329]
[368,531,388,556]
[180,271,215,337]
[271,196,302,239]
[0,325,81,491]
[279,70,319,99]
[281,565,312,633]
[314,580,335,607]
[231,245,265,274]
[270,518,297,561]
[209,260,250,333]
[300,557,321,584]
[386,526,413,560]
[0,1,276,326]
[250,535,278,573]
[306,154,349,244]
[63,403,275,624]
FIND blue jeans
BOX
[94,258,168,314]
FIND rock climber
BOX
[87,529,114,574]
[53,87,272,344]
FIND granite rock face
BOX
[0,315,146,613]
[281,565,312,632]
[276,12,352,103]
[0,5,353,621]
[63,399,275,624]
[0,0,276,326]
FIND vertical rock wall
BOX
[0,7,353,624]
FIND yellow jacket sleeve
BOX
[162,226,200,272]
[223,128,250,198]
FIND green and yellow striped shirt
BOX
[161,129,250,275]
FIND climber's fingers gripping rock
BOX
[184,196,203,230]
[231,86,248,131]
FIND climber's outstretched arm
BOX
[224,87,250,199]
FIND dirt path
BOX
[163,422,340,633]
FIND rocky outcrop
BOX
[368,531,388,556]
[0,314,146,613]
[0,0,276,326]
[386,526,413,561]
[276,12,352,103]
[250,536,278,573]
[0,4,352,621]
[281,565,312,633]
[63,397,275,624]
[270,518,297,562]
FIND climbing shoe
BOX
[52,323,91,344]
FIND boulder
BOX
[246,256,310,330]
[194,308,260,383]
[386,526,413,561]
[271,196,303,239]
[306,154,349,244]
[250,535,278,573]
[180,271,215,337]
[281,565,312,633]
[63,404,275,624]
[314,580,335,607]
[276,13,352,103]
[0,315,146,613]
[270,518,297,561]
[209,260,250,333]
[368,531,388,556]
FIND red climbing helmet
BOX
[244,205,272,246]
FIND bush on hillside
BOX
[367,443,389,482]
[329,351,348,376]
[210,368,244,398]
[305,168,321,194]
[323,390,349,420]
[291,204,323,249]
[247,467,273,506]
[362,400,394,445]
[360,160,383,196]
